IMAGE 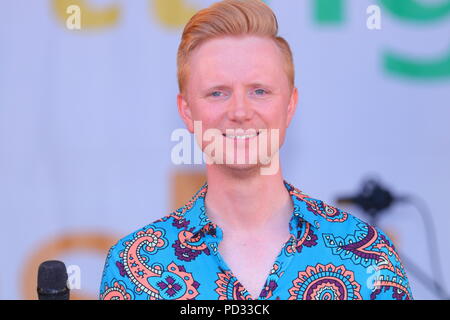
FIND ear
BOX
[285,87,299,128]
[177,93,194,133]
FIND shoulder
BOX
[107,211,185,258]
[301,192,402,264]
[290,186,390,242]
[105,184,208,270]
[299,193,413,299]
[99,211,191,300]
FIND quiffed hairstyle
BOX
[177,0,295,94]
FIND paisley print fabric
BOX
[99,181,413,300]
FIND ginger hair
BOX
[177,0,295,94]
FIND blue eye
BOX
[211,91,222,97]
[255,89,267,95]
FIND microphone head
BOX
[37,260,70,300]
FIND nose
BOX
[227,90,254,123]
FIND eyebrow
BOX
[204,83,274,92]
[204,85,230,92]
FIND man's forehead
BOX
[189,36,281,66]
[193,57,280,83]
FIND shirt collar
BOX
[174,181,324,237]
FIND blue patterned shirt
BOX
[99,181,413,300]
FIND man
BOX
[100,0,413,300]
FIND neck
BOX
[204,164,293,233]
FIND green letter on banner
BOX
[379,0,450,22]
[314,0,344,24]
[380,0,450,79]
[384,50,450,79]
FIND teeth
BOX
[228,134,256,139]
[223,131,259,139]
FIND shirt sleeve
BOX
[369,226,414,300]
[99,243,135,300]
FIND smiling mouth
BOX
[222,130,261,139]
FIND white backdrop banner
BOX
[0,0,449,299]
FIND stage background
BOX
[0,0,449,299]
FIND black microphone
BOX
[37,260,70,300]
[336,179,399,225]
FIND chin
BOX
[218,163,261,176]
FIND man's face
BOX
[178,35,298,172]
